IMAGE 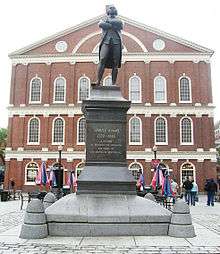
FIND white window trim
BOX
[24,161,39,185]
[178,75,192,103]
[77,76,90,103]
[129,74,142,103]
[128,161,143,173]
[154,116,168,145]
[77,116,86,145]
[29,76,42,104]
[180,162,196,186]
[180,116,194,145]
[53,76,66,103]
[103,75,112,86]
[154,75,167,103]
[129,116,142,145]
[27,117,40,145]
[52,116,65,145]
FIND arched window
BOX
[154,75,167,103]
[180,162,195,185]
[77,117,86,144]
[29,77,42,103]
[76,162,85,177]
[103,76,112,86]
[129,162,143,180]
[54,76,66,102]
[129,75,141,103]
[25,162,39,184]
[179,76,191,102]
[180,117,193,145]
[28,117,40,144]
[52,117,64,144]
[155,117,167,144]
[78,76,90,102]
[129,117,142,145]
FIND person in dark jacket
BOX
[182,177,193,205]
[205,178,217,206]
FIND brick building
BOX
[4,15,217,191]
[214,120,220,148]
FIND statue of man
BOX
[94,5,123,86]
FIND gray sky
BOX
[0,0,219,128]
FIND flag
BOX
[41,162,48,186]
[49,167,57,187]
[151,159,160,169]
[35,162,48,186]
[73,170,78,192]
[162,174,173,197]
[67,171,75,188]
[35,166,41,185]
[151,164,164,190]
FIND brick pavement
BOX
[0,196,219,254]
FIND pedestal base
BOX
[45,193,171,237]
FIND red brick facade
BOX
[5,15,216,192]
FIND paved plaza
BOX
[0,195,220,253]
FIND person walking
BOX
[190,180,198,206]
[170,178,178,204]
[182,177,193,205]
[205,178,217,206]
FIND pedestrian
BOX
[170,178,179,204]
[9,178,15,200]
[182,177,193,205]
[205,178,217,206]
[190,180,198,206]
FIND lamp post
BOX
[56,144,63,199]
[153,145,157,160]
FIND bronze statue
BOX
[94,5,123,86]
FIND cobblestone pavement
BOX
[0,243,219,254]
[0,197,219,254]
[0,200,24,234]
[190,195,220,234]
[0,212,24,234]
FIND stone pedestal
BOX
[168,199,195,238]
[20,199,48,239]
[45,86,172,237]
[77,86,136,194]
[46,193,171,236]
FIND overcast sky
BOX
[0,0,219,128]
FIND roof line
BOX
[9,14,214,57]
[119,15,214,54]
[9,14,105,57]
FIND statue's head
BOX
[106,5,118,17]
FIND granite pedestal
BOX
[45,86,172,236]
[46,193,171,236]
